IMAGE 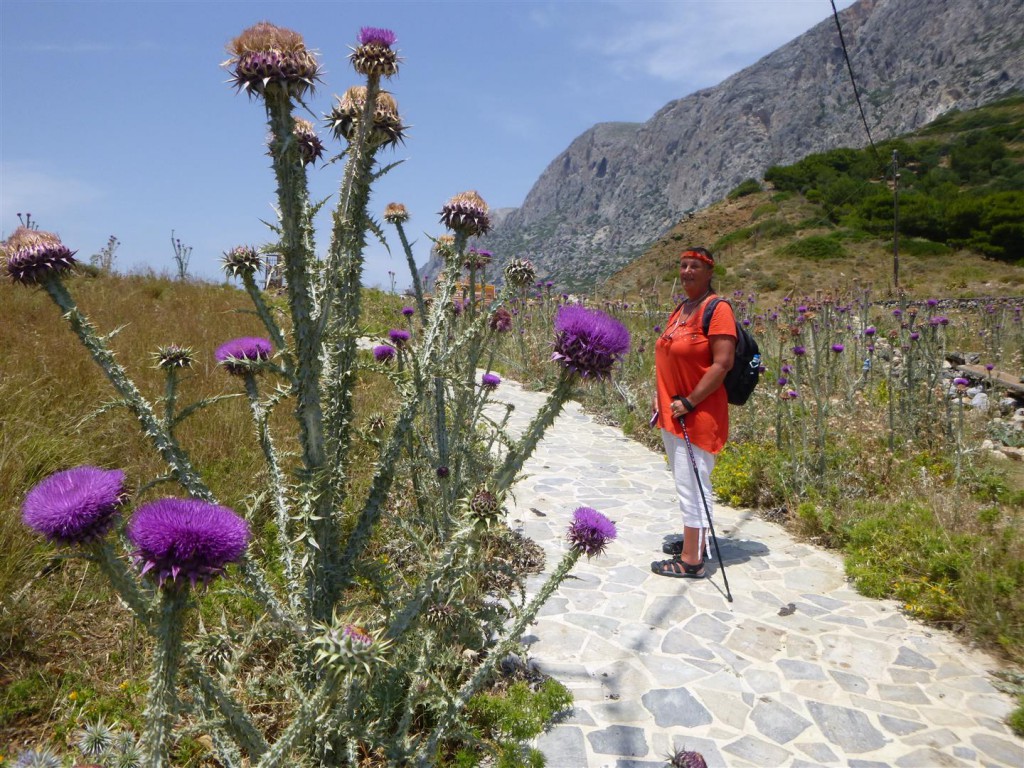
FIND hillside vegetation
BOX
[607,95,1024,305]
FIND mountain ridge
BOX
[422,0,1024,290]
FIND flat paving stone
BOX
[485,382,1024,767]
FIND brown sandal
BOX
[651,557,705,579]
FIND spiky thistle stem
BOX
[41,277,212,500]
[142,587,190,768]
[415,545,584,766]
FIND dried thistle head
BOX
[440,191,490,237]
[383,202,409,224]
[326,87,406,148]
[2,227,77,285]
[292,117,325,165]
[225,21,321,99]
[668,748,708,768]
[349,26,400,78]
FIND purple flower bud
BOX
[797,305,808,313]
[831,343,845,353]
[986,363,994,371]
[127,498,250,588]
[440,190,490,237]
[22,466,126,546]
[436,466,450,479]
[783,389,799,400]
[373,344,396,362]
[781,365,792,374]
[566,506,616,557]
[653,325,662,334]
[953,377,969,387]
[351,27,399,77]
[741,318,751,327]
[481,372,501,391]
[551,306,630,379]
[401,306,415,317]
[793,345,806,356]
[777,376,788,386]
[215,337,272,376]
[388,328,411,346]
[910,332,920,341]
[927,298,938,307]
[2,227,78,285]
[892,308,902,317]
[864,326,876,337]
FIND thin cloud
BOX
[573,1,857,88]
[13,40,161,54]
[1,164,103,228]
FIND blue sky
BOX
[1,0,856,289]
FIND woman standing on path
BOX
[651,247,736,578]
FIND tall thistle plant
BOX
[3,22,629,766]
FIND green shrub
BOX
[779,235,847,260]
[728,178,762,199]
[892,238,952,257]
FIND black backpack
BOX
[701,298,761,405]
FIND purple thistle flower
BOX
[783,389,799,400]
[215,337,272,375]
[864,326,876,337]
[401,306,415,317]
[567,506,616,557]
[741,318,751,327]
[831,343,845,353]
[22,466,126,546]
[351,27,399,77]
[373,344,396,362]
[481,372,501,391]
[892,308,902,317]
[986,363,995,371]
[910,332,921,341]
[653,325,662,334]
[797,305,808,313]
[867,344,875,352]
[552,306,630,379]
[927,298,939,307]
[2,227,78,285]
[388,328,411,346]
[436,465,450,479]
[793,345,806,356]
[127,498,250,588]
[490,307,513,332]
[953,377,969,387]
[777,376,788,386]
[358,27,397,46]
[781,365,792,374]
[938,316,949,326]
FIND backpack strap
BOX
[701,297,727,337]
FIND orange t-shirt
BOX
[655,296,737,454]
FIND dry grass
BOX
[0,271,403,753]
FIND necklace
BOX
[659,289,712,344]
[675,289,712,326]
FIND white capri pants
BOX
[662,428,716,534]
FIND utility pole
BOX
[892,149,900,290]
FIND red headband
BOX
[680,249,714,267]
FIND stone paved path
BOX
[492,379,1024,768]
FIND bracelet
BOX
[680,396,695,412]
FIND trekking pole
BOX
[677,414,733,603]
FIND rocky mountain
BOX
[422,0,1024,290]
